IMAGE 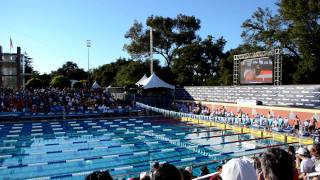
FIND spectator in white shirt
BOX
[304,120,310,131]
[309,144,320,172]
[296,147,315,179]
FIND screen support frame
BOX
[233,49,282,86]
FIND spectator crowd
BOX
[0,88,132,114]
[86,145,320,180]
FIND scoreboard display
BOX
[240,57,273,84]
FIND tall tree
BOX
[114,60,147,87]
[23,52,34,82]
[25,78,43,89]
[280,0,320,83]
[124,14,201,67]
[241,7,300,59]
[52,61,87,81]
[37,73,51,87]
[91,58,129,86]
[241,1,320,84]
[50,75,70,88]
[172,36,226,86]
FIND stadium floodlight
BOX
[86,40,91,87]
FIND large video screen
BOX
[240,57,273,84]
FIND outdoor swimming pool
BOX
[0,117,290,179]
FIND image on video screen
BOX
[240,57,273,84]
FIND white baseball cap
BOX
[221,158,258,180]
[185,166,192,173]
[140,171,150,179]
[296,147,308,156]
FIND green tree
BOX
[23,52,35,83]
[241,8,297,55]
[91,57,163,87]
[52,61,87,81]
[91,58,129,86]
[35,73,51,87]
[217,52,233,85]
[241,1,320,84]
[25,78,43,89]
[115,60,147,86]
[50,75,70,88]
[73,81,84,89]
[124,14,201,67]
[280,0,320,83]
[172,36,226,86]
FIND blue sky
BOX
[0,0,277,74]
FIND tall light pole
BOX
[86,40,91,88]
[149,27,153,74]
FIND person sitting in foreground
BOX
[180,168,192,180]
[288,145,296,162]
[151,161,160,177]
[185,166,196,179]
[200,166,210,179]
[310,144,320,172]
[152,163,183,180]
[260,148,295,180]
[220,157,257,180]
[296,147,315,179]
[252,157,262,176]
[209,165,222,180]
[140,172,151,180]
[86,170,113,180]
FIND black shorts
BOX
[294,125,299,130]
[309,125,315,131]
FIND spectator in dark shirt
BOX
[152,163,183,180]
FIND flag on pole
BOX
[10,37,13,49]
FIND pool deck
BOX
[181,117,314,145]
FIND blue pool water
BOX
[0,117,286,179]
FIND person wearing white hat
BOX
[140,171,151,180]
[184,166,196,178]
[296,147,315,179]
[220,157,257,180]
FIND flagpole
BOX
[149,27,153,74]
[10,37,12,54]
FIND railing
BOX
[136,102,213,121]
[193,172,219,180]
[194,170,320,180]
[307,171,320,179]
[136,102,314,145]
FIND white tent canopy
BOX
[135,74,148,86]
[139,73,175,89]
[91,81,101,89]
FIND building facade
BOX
[0,46,27,89]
